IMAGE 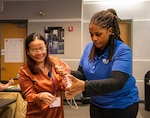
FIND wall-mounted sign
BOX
[4,38,24,63]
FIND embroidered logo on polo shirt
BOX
[102,59,109,64]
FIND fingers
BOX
[55,66,69,76]
[64,75,85,100]
[46,95,56,105]
[39,92,56,105]
[67,74,77,83]
[8,78,14,85]
[65,91,74,100]
[55,66,64,74]
[65,85,76,100]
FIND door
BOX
[0,21,27,84]
[119,20,132,47]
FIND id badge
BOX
[49,97,61,108]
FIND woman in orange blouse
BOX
[18,32,69,118]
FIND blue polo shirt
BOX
[79,40,139,109]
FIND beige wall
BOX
[0,0,82,70]
[0,0,81,19]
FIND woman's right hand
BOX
[8,78,14,86]
[65,75,85,99]
[38,92,56,105]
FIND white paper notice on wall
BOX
[4,38,24,63]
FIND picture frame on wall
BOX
[44,27,64,54]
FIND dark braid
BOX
[88,8,122,62]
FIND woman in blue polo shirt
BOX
[65,8,139,118]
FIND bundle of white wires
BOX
[65,74,78,109]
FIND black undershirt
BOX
[71,69,129,97]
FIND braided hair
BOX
[88,8,122,62]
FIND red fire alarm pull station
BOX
[68,26,73,32]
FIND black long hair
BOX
[25,32,50,75]
[88,8,122,62]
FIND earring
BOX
[111,33,114,35]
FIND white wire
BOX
[65,74,79,109]
[67,97,79,109]
[54,69,78,109]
